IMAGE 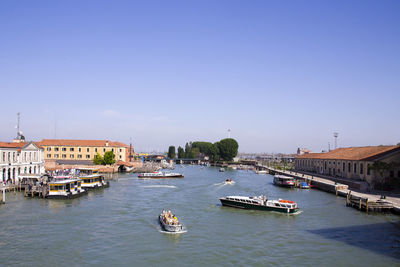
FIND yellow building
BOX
[37,139,131,162]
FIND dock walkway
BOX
[264,167,400,214]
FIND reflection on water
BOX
[0,165,399,266]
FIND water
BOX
[1,165,399,266]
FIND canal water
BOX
[0,165,399,266]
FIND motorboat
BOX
[225,179,235,184]
[159,210,184,232]
[220,195,299,214]
[138,171,184,179]
[273,175,295,187]
[219,168,225,172]
[300,181,310,189]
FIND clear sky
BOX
[0,0,399,153]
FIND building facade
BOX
[295,146,400,188]
[37,139,131,163]
[0,141,45,183]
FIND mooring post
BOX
[2,188,5,203]
[366,198,369,213]
[359,198,362,210]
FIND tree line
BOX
[167,138,239,162]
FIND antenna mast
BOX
[333,132,339,149]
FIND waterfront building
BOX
[0,141,45,183]
[37,139,131,163]
[295,145,400,188]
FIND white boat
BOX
[220,195,299,213]
[225,179,235,185]
[159,210,183,232]
[138,171,184,179]
[47,179,87,199]
[219,168,225,172]
[76,168,109,189]
[273,175,295,187]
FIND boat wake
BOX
[140,185,177,189]
[213,181,235,186]
[289,210,303,216]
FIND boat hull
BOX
[81,181,110,190]
[159,215,183,232]
[47,190,88,199]
[139,175,184,179]
[220,198,298,213]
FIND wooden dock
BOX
[264,167,398,214]
[346,191,393,212]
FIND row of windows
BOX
[46,154,123,159]
[297,159,371,175]
[1,151,39,163]
[46,147,123,153]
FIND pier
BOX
[263,166,400,214]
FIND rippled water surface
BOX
[1,165,399,266]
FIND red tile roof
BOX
[296,146,400,161]
[0,142,26,148]
[37,139,129,148]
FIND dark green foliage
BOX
[168,138,238,161]
[218,138,239,161]
[168,146,176,159]
[103,151,116,165]
[177,146,185,158]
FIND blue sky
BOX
[0,0,399,153]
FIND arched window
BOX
[24,167,27,173]
[8,152,10,162]
[34,166,36,174]
[29,167,32,174]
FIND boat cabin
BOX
[48,179,85,198]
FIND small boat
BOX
[300,181,310,189]
[138,171,184,179]
[47,179,87,199]
[159,210,184,232]
[255,170,267,174]
[219,168,225,172]
[273,175,295,187]
[220,195,299,213]
[225,179,235,184]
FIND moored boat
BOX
[300,181,310,189]
[47,179,87,199]
[159,210,183,232]
[76,168,109,190]
[219,195,299,213]
[138,171,184,179]
[273,175,295,187]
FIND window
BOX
[95,148,97,152]
[47,147,51,151]
[87,148,90,152]
[54,154,59,158]
[62,148,66,151]
[324,162,327,169]
[86,155,90,159]
[77,155,82,159]
[55,147,59,152]
[70,148,74,152]
[62,154,67,158]
[78,148,81,152]
[360,163,364,174]
[119,155,122,159]
[354,163,357,174]
[348,163,351,172]
[47,154,51,158]
[343,162,345,172]
[70,155,74,158]
[103,148,106,152]
[367,164,370,175]
[120,149,122,152]
[112,148,114,152]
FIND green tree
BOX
[168,146,176,158]
[184,142,192,158]
[177,146,185,158]
[209,143,220,161]
[218,138,239,161]
[93,153,104,165]
[103,151,116,165]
